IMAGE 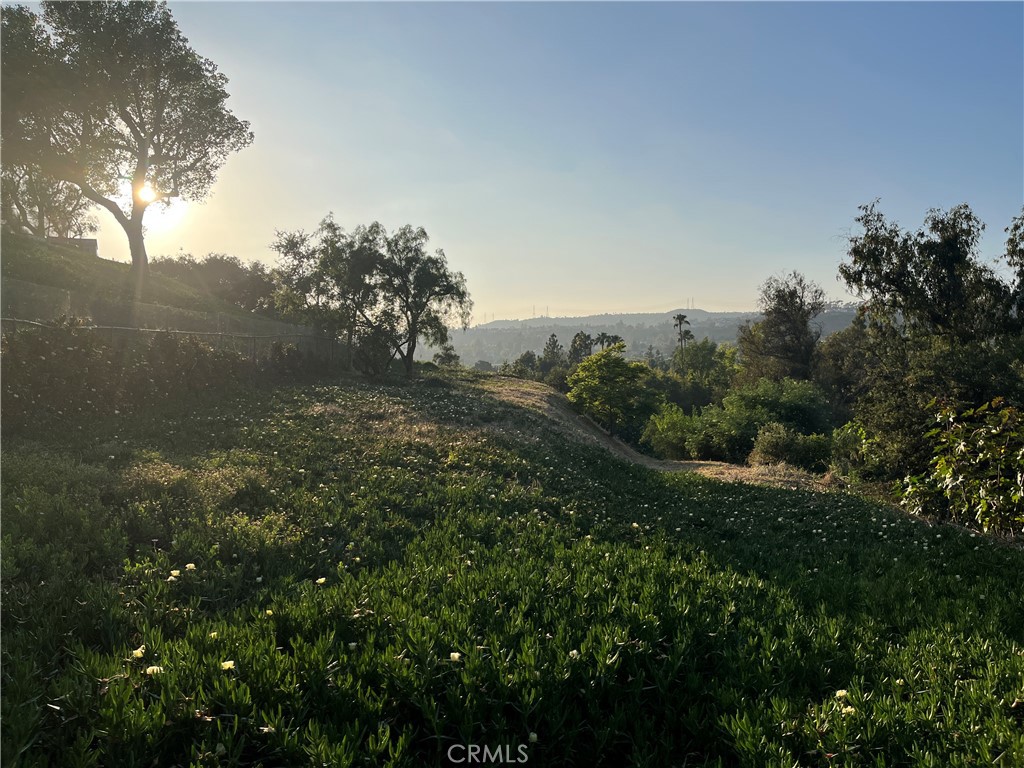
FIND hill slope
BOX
[2,372,1021,765]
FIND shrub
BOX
[748,422,831,472]
[902,398,1024,533]
[643,378,835,463]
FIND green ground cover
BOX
[2,373,1022,767]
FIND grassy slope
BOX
[1,231,254,318]
[2,373,1022,767]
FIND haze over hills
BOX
[432,305,860,366]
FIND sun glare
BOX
[138,184,158,203]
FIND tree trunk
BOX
[125,221,149,300]
[403,335,417,375]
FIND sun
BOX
[137,183,158,203]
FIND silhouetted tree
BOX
[568,331,595,364]
[1,2,253,292]
[673,313,690,350]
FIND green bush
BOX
[748,422,831,472]
[903,398,1024,533]
[644,378,835,463]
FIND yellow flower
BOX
[166,575,177,582]
[835,689,848,699]
[265,609,273,616]
[316,577,327,585]
[209,631,218,639]
[170,570,181,578]
[221,660,235,671]
[185,563,196,571]
[450,652,462,662]
[145,665,164,675]
[132,644,146,658]
[841,705,855,716]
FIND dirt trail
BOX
[479,376,833,493]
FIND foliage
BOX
[432,342,461,368]
[644,378,834,463]
[737,271,825,382]
[1,164,97,238]
[150,253,278,317]
[748,422,832,473]
[273,218,472,376]
[670,337,737,404]
[0,323,331,436]
[903,398,1024,534]
[566,343,659,438]
[2,372,1023,766]
[1,1,253,278]
[566,331,595,365]
[836,203,1024,478]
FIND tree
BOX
[1,2,253,292]
[274,219,471,376]
[539,333,566,375]
[370,224,473,376]
[150,253,277,315]
[836,202,1024,476]
[1,164,97,238]
[567,343,659,436]
[271,215,380,369]
[737,271,826,381]
[432,343,461,369]
[567,331,595,365]
[673,313,690,350]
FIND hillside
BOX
[3,371,1021,766]
[0,232,299,334]
[436,306,859,365]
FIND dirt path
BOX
[478,376,833,493]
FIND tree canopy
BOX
[1,1,253,289]
[272,218,472,375]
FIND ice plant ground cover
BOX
[2,371,1022,766]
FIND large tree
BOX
[737,271,826,381]
[273,218,472,376]
[836,202,1024,475]
[1,2,253,292]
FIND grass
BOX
[2,371,1022,767]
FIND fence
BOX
[0,316,343,362]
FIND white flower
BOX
[835,689,848,699]
[255,576,263,583]
[132,644,146,658]
[529,732,538,743]
[568,649,580,660]
[450,652,462,662]
[185,563,196,571]
[316,577,327,585]
[221,660,235,671]
[170,569,181,578]
[348,642,357,651]
[209,632,218,639]
[145,665,163,675]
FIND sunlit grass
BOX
[2,373,1022,766]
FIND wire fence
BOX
[0,316,343,362]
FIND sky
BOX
[88,1,1023,322]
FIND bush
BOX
[748,422,831,472]
[902,398,1024,533]
[643,378,835,463]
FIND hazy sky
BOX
[94,1,1023,321]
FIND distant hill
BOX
[429,306,859,365]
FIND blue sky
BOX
[94,1,1023,320]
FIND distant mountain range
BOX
[423,305,860,365]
